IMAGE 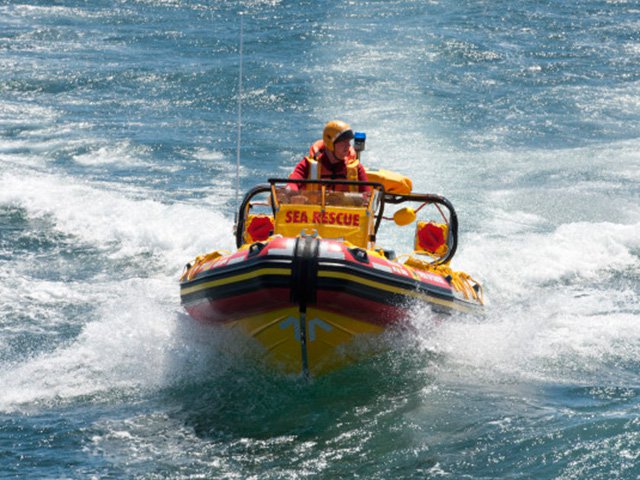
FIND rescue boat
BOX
[180,174,483,376]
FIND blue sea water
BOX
[1,0,639,478]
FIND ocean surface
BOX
[1,0,639,478]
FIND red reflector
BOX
[247,216,273,241]
[417,223,445,253]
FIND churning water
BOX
[1,1,639,478]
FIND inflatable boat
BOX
[180,175,483,376]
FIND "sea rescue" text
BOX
[284,210,361,227]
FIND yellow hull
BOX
[231,306,385,376]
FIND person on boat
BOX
[288,120,370,192]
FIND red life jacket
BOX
[305,140,361,191]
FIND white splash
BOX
[0,171,233,265]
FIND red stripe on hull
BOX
[184,287,291,324]
[315,290,409,325]
[184,287,409,327]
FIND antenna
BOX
[234,13,244,220]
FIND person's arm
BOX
[357,163,371,192]
[288,157,309,191]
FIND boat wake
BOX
[413,216,640,387]
[0,166,638,413]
